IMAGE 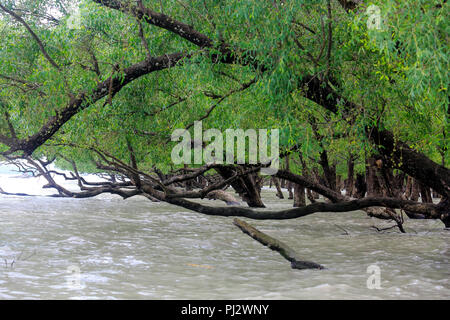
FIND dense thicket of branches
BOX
[0,0,448,230]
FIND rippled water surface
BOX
[0,189,449,299]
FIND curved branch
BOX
[2,51,189,156]
[159,193,442,221]
[93,0,213,48]
[93,0,263,69]
[166,166,261,199]
[162,163,218,186]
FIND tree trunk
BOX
[393,172,406,195]
[311,168,321,199]
[184,164,194,191]
[346,154,355,197]
[301,75,450,198]
[353,173,367,198]
[370,128,450,198]
[272,177,284,199]
[336,175,343,193]
[419,183,432,203]
[366,157,382,197]
[299,152,320,200]
[365,157,405,232]
[285,156,293,199]
[306,188,316,203]
[404,176,413,199]
[287,182,294,199]
[410,179,420,201]
[293,184,306,207]
[215,166,265,207]
[319,149,337,191]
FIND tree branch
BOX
[0,3,61,70]
[233,218,324,270]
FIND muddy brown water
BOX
[0,189,448,299]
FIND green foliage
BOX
[0,0,447,174]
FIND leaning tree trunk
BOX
[215,166,265,207]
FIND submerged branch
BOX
[233,218,324,270]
